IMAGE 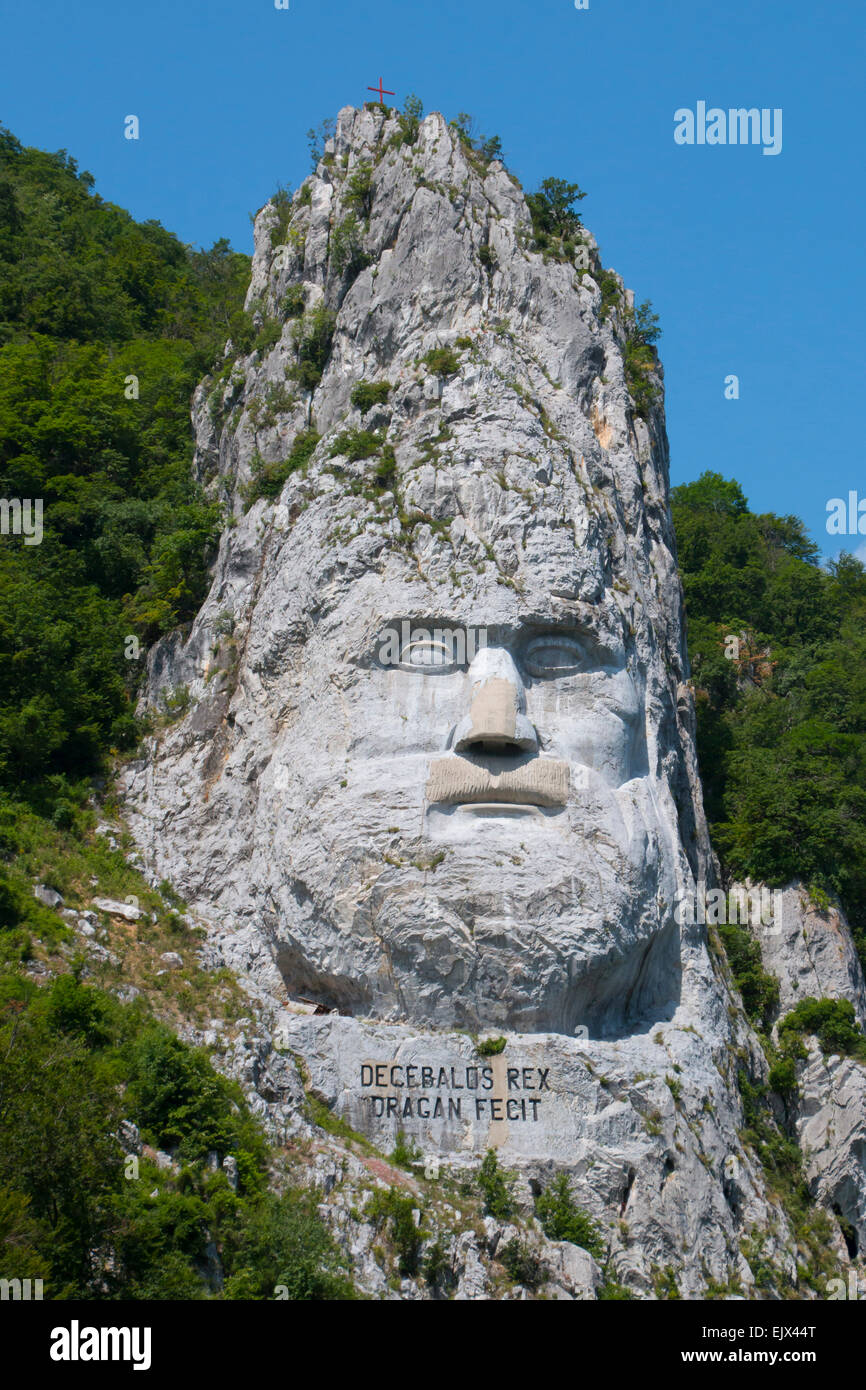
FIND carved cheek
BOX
[532,672,642,780]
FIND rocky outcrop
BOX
[119,105,865,1296]
[743,881,866,1028]
[797,1046,866,1255]
[743,882,866,1261]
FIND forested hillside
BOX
[672,471,866,958]
[0,124,249,802]
[0,129,359,1299]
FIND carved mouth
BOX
[425,756,570,808]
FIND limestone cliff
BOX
[121,105,866,1298]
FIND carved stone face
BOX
[264,558,683,1038]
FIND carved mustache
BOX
[426,756,570,807]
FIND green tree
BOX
[672,470,866,967]
[535,1173,604,1257]
[477,1149,514,1219]
[0,124,249,799]
[526,177,587,244]
[226,1190,356,1299]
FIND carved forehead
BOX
[264,481,665,693]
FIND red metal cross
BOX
[367,77,395,104]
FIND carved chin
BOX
[425,755,570,807]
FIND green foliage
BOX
[306,119,335,171]
[367,1187,424,1276]
[0,1183,50,1281]
[478,134,504,163]
[633,298,661,345]
[779,997,866,1061]
[253,381,296,426]
[0,985,123,1289]
[500,1236,544,1289]
[268,184,294,247]
[44,968,116,1047]
[476,1035,506,1056]
[740,1229,786,1293]
[0,861,66,954]
[226,308,283,359]
[350,380,391,413]
[767,1054,799,1096]
[732,1060,839,1292]
[252,315,281,356]
[328,428,383,462]
[160,684,191,720]
[0,124,249,794]
[123,1022,267,1171]
[372,444,397,493]
[422,1232,454,1291]
[737,1067,807,1202]
[222,1188,356,1300]
[651,1264,681,1299]
[281,285,306,319]
[0,130,247,348]
[448,114,503,171]
[534,1173,604,1257]
[0,966,352,1299]
[477,1149,514,1219]
[623,300,662,418]
[285,302,336,393]
[597,270,621,315]
[597,1273,635,1299]
[422,347,460,376]
[344,161,373,218]
[330,213,369,279]
[717,922,780,1029]
[672,471,866,966]
[399,94,424,145]
[666,1073,683,1103]
[0,129,359,1304]
[526,177,587,257]
[389,1130,422,1170]
[243,429,319,508]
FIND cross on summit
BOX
[367,77,395,105]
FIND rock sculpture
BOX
[121,105,866,1295]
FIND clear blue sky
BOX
[3,0,863,558]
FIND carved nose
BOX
[452,648,538,754]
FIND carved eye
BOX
[523,635,585,676]
[400,639,458,671]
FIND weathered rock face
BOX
[743,883,866,1258]
[797,1045,866,1254]
[125,104,703,1039]
[120,105,865,1294]
[745,883,866,1030]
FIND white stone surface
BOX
[91,896,142,922]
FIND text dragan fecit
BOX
[360,1062,551,1122]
